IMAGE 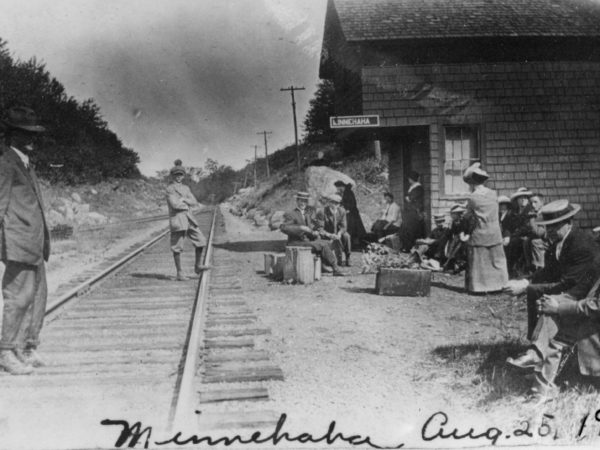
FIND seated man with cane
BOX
[280,191,346,276]
[505,200,600,400]
[505,200,600,340]
[507,267,600,402]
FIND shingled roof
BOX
[332,0,600,41]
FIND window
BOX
[443,126,480,195]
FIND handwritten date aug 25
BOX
[423,409,600,445]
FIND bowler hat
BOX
[462,162,488,184]
[4,106,46,133]
[295,191,310,200]
[510,187,533,201]
[334,180,347,188]
[498,195,511,205]
[535,199,581,226]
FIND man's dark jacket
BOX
[530,228,600,299]
[0,146,50,265]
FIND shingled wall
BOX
[363,61,600,229]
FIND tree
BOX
[0,38,141,184]
[303,79,335,143]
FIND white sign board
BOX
[329,115,380,128]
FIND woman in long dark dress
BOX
[398,171,425,251]
[335,181,366,247]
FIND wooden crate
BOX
[263,253,285,280]
[375,267,431,296]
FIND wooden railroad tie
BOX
[198,387,269,404]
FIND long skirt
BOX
[466,244,508,293]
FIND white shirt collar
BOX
[11,146,29,168]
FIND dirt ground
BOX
[213,208,600,448]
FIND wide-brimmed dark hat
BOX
[536,199,581,225]
[510,187,533,201]
[4,106,46,133]
[462,162,489,184]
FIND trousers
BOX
[329,232,351,264]
[0,261,47,350]
[531,313,598,385]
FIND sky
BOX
[0,0,328,175]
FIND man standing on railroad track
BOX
[0,105,49,375]
[166,159,210,281]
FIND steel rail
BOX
[169,205,218,431]
[77,214,170,233]
[45,228,170,315]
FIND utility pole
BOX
[257,130,273,178]
[252,145,258,188]
[280,85,305,170]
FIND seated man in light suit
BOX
[280,191,345,276]
[316,193,352,267]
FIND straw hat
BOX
[450,204,466,214]
[510,187,533,201]
[498,195,511,205]
[535,199,581,225]
[433,213,446,223]
[295,191,310,200]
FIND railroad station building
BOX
[320,0,600,231]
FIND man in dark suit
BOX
[280,191,345,276]
[399,170,425,251]
[506,201,600,398]
[505,200,600,339]
[0,106,50,375]
[316,193,351,266]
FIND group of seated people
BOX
[279,182,600,402]
[279,190,352,277]
[382,186,549,277]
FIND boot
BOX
[0,350,33,375]
[345,255,351,267]
[194,247,212,273]
[173,253,189,281]
[15,347,46,368]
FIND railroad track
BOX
[0,205,285,449]
[0,207,217,448]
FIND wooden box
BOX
[375,267,431,296]
[264,253,285,280]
